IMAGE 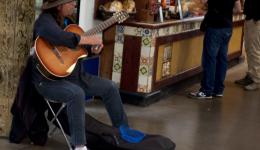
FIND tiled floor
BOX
[1,61,260,150]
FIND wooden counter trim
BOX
[153,66,202,91]
[123,16,244,29]
[156,30,203,44]
[124,17,204,29]
[120,35,142,92]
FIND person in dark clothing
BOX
[32,0,128,149]
[235,0,260,91]
[189,0,242,99]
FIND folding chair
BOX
[45,98,73,150]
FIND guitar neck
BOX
[84,17,116,36]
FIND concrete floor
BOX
[1,61,260,150]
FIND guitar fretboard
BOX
[84,17,116,36]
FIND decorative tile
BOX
[116,25,125,34]
[142,37,152,47]
[113,43,123,73]
[142,28,152,37]
[140,57,149,65]
[115,33,124,44]
[169,26,175,35]
[135,27,143,36]
[124,26,138,36]
[182,23,192,31]
[176,24,182,33]
[113,62,122,73]
[139,65,149,76]
[113,56,122,72]
[151,29,159,37]
[158,27,171,36]
[137,85,149,93]
[163,27,170,35]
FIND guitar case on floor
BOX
[50,104,176,150]
[84,113,175,150]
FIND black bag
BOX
[51,108,176,150]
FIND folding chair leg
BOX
[46,100,73,150]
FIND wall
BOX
[79,0,95,31]
[0,0,35,136]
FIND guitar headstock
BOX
[113,11,130,23]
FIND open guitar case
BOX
[49,103,176,150]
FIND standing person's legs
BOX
[79,72,128,127]
[189,28,221,99]
[200,28,221,96]
[244,20,254,76]
[34,80,86,146]
[235,20,255,85]
[244,20,260,90]
[214,28,232,95]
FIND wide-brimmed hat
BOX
[42,0,75,9]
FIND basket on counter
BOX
[99,5,136,20]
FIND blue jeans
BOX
[33,69,128,146]
[200,27,232,95]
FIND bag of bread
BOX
[109,0,123,12]
[123,0,136,13]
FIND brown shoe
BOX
[244,83,260,91]
[235,74,253,86]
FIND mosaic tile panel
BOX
[113,43,124,73]
[138,57,154,93]
[115,20,205,92]
[137,44,155,93]
[112,39,124,84]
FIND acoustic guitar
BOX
[34,11,129,80]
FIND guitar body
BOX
[34,11,129,79]
[35,24,87,79]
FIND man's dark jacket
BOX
[9,56,49,145]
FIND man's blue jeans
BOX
[200,27,232,95]
[34,70,128,146]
